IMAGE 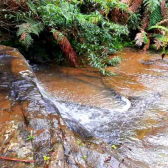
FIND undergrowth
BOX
[3,0,129,75]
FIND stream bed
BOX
[34,48,168,168]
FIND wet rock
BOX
[48,143,65,168]
[0,45,118,168]
[140,60,155,65]
[64,118,93,138]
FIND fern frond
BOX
[149,25,168,32]
[16,23,31,37]
[27,0,38,15]
[16,19,44,48]
[37,0,49,6]
[143,0,162,12]
[150,25,168,53]
[143,31,149,44]
[149,5,162,27]
[19,33,33,49]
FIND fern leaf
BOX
[16,23,30,36]
[16,19,44,48]
[142,31,149,44]
[149,5,162,27]
[27,0,37,15]
[143,0,162,12]
[19,33,33,49]
[31,23,44,36]
[149,25,168,32]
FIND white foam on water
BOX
[36,79,132,131]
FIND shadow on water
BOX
[34,48,168,167]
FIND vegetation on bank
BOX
[0,0,168,75]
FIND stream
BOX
[34,48,168,168]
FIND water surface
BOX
[34,48,168,167]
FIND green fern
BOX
[143,0,162,12]
[142,31,149,44]
[149,25,168,53]
[16,19,44,48]
[149,25,168,32]
[20,33,33,48]
[149,5,162,27]
[27,0,38,15]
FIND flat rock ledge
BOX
[0,45,120,168]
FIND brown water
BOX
[0,45,120,168]
[34,48,168,168]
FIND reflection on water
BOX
[34,48,168,167]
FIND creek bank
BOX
[0,45,119,168]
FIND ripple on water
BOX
[35,48,168,167]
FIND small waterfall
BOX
[35,77,133,141]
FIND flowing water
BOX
[34,48,168,167]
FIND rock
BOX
[140,60,155,65]
[64,118,93,138]
[48,143,65,168]
[0,45,119,168]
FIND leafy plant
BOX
[83,155,87,160]
[107,56,122,67]
[16,19,44,49]
[144,0,162,12]
[149,25,168,54]
[7,0,129,74]
[111,144,117,150]
[149,5,162,27]
[26,130,36,141]
[43,155,50,164]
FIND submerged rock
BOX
[0,45,119,168]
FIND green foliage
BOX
[4,0,130,75]
[84,0,128,10]
[149,25,168,53]
[71,20,128,74]
[107,56,122,67]
[131,0,168,53]
[16,19,44,49]
[163,117,168,121]
[143,0,162,12]
[43,155,50,164]
[149,25,168,33]
[23,0,128,74]
[83,155,87,160]
[142,31,149,44]
[128,13,141,30]
[152,34,165,41]
[149,5,162,27]
[111,144,117,150]
[26,130,36,140]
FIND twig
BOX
[0,156,35,163]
